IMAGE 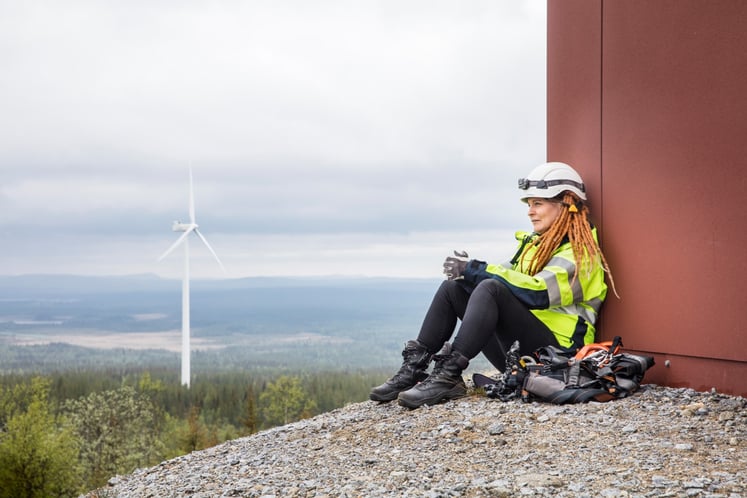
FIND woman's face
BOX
[526,197,563,234]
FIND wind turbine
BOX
[158,168,224,388]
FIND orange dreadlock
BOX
[519,191,619,298]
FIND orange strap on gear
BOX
[574,339,622,360]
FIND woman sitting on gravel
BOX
[370,162,618,409]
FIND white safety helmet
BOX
[518,162,587,202]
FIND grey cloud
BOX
[0,1,545,277]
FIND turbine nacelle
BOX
[172,221,196,233]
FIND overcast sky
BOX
[0,1,546,280]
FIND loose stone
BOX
[84,385,746,498]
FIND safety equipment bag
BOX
[473,336,655,404]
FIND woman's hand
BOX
[443,250,469,280]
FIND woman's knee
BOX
[441,279,467,290]
[474,278,509,296]
[436,279,471,299]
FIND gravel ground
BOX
[89,384,745,498]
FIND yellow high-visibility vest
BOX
[462,229,608,349]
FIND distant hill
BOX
[0,274,441,330]
[0,274,450,373]
[0,273,441,295]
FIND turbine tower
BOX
[158,168,224,388]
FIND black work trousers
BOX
[415,279,560,370]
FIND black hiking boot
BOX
[370,340,432,402]
[397,342,469,409]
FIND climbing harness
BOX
[473,336,655,404]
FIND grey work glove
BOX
[443,250,469,280]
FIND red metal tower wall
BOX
[547,0,747,396]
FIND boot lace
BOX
[417,353,448,386]
[389,347,426,384]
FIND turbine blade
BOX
[194,228,226,272]
[158,227,195,261]
[188,167,196,224]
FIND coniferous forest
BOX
[0,363,390,496]
[1,275,498,496]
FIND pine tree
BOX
[259,375,317,427]
[64,385,164,489]
[240,384,258,435]
[180,405,209,453]
[0,377,82,498]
